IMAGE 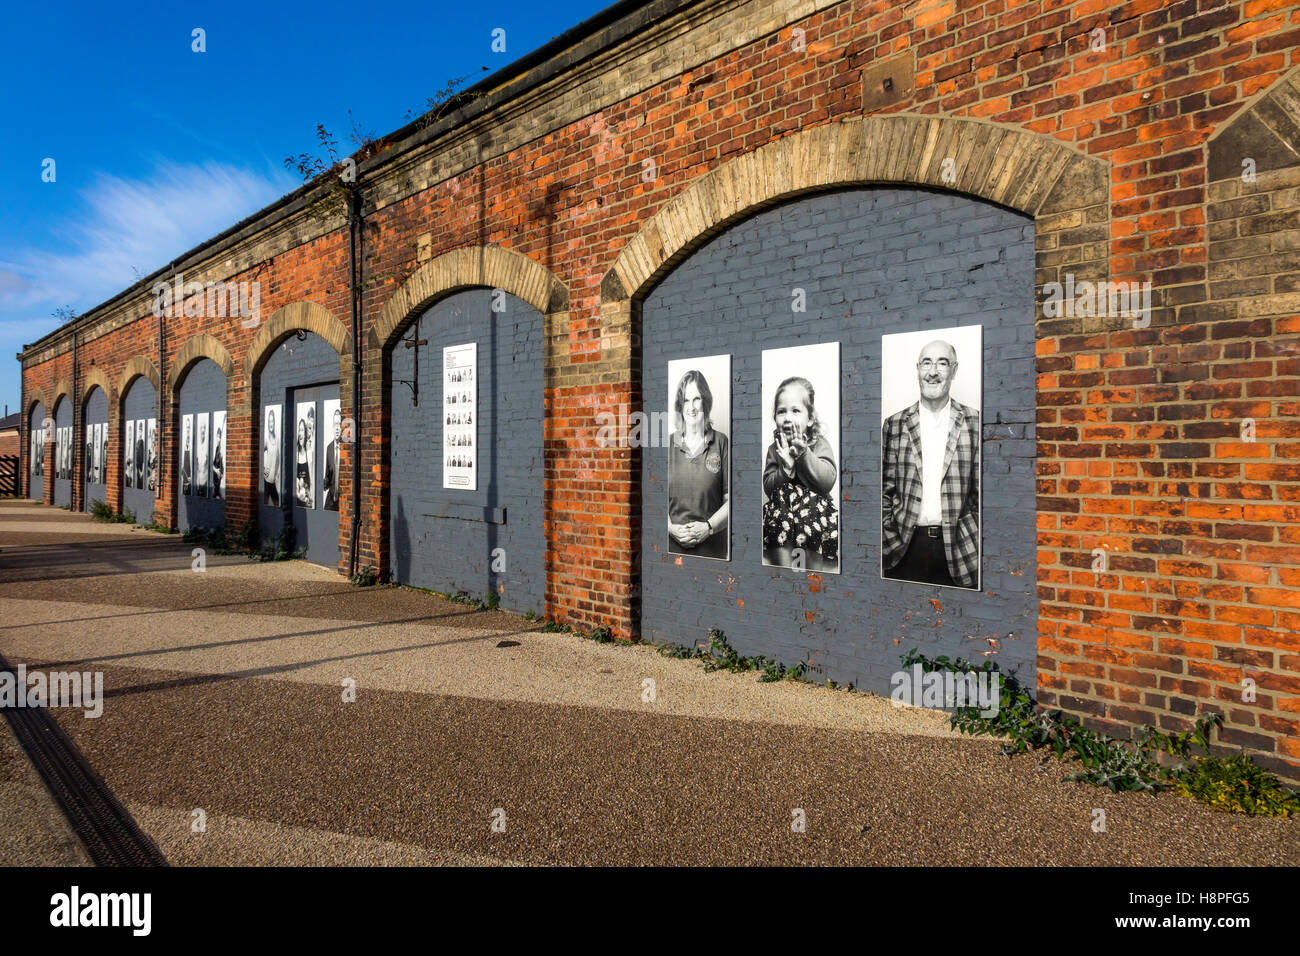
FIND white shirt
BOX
[917,399,952,525]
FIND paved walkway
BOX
[1,500,1296,865]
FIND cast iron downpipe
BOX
[346,186,362,578]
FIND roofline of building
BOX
[20,0,689,360]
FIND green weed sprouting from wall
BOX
[659,628,807,684]
[903,649,1300,815]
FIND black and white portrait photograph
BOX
[294,400,315,509]
[181,414,193,496]
[761,342,841,574]
[666,354,730,561]
[124,419,135,489]
[211,410,226,501]
[98,424,107,487]
[146,418,157,492]
[195,413,209,498]
[322,399,340,512]
[85,429,93,483]
[880,325,982,591]
[262,404,281,507]
[134,419,146,489]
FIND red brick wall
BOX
[20,0,1300,776]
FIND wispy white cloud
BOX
[0,161,296,319]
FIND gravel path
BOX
[1,500,1296,866]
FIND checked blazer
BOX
[881,398,980,588]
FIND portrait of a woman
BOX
[262,406,281,506]
[295,417,313,508]
[667,363,730,561]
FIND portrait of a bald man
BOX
[881,338,980,589]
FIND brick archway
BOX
[23,387,49,500]
[366,245,568,584]
[26,387,49,419]
[81,368,112,408]
[602,114,1109,307]
[369,245,569,351]
[51,379,73,412]
[117,356,160,397]
[566,114,1110,643]
[245,301,351,383]
[169,333,236,392]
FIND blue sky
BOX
[0,0,612,413]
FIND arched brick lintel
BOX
[601,114,1110,304]
[81,368,112,408]
[117,356,161,399]
[168,334,236,393]
[245,301,352,383]
[51,379,73,414]
[26,387,49,419]
[369,245,570,351]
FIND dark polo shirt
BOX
[668,426,729,559]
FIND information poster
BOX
[443,342,476,490]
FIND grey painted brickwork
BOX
[641,186,1038,692]
[122,378,156,522]
[83,387,108,509]
[177,358,227,533]
[28,403,44,498]
[259,332,340,566]
[53,397,71,508]
[389,288,545,616]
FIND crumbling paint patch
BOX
[929,598,942,613]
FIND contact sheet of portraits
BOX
[443,342,476,490]
[294,400,315,508]
[666,354,731,561]
[760,342,841,574]
[321,399,340,512]
[262,404,281,507]
[880,325,982,591]
[211,411,226,501]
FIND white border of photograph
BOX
[321,399,340,511]
[666,353,731,562]
[211,410,226,500]
[195,413,210,499]
[879,324,982,592]
[293,401,315,508]
[759,341,841,575]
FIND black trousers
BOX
[884,525,955,587]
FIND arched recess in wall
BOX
[51,392,73,508]
[81,369,112,511]
[170,335,236,532]
[595,113,1110,688]
[26,389,48,501]
[369,246,567,613]
[118,357,161,523]
[246,302,351,569]
[50,379,73,505]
